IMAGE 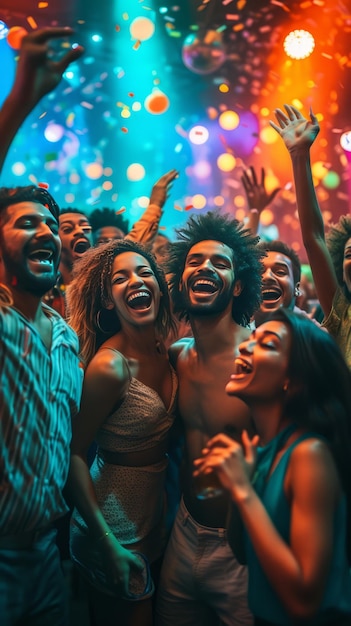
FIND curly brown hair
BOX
[66,239,175,364]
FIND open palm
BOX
[269,104,320,152]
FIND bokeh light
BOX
[217,153,236,172]
[130,17,155,42]
[126,163,146,181]
[192,194,207,209]
[144,90,170,115]
[283,30,315,60]
[12,162,26,176]
[322,171,340,189]
[260,209,274,226]
[85,162,104,180]
[213,195,224,207]
[182,30,226,75]
[340,131,351,152]
[7,26,28,50]
[311,161,328,180]
[218,110,239,131]
[260,126,279,145]
[137,195,149,208]
[44,124,65,143]
[188,125,209,145]
[193,160,212,179]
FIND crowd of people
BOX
[1,26,351,626]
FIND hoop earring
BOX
[96,309,117,334]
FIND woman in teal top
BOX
[194,308,351,625]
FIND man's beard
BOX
[2,253,58,298]
[181,288,233,318]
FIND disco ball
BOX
[182,30,226,75]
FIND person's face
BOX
[58,212,92,267]
[180,240,240,317]
[342,237,351,294]
[256,251,297,324]
[151,234,171,267]
[225,320,291,401]
[0,201,61,296]
[109,252,161,328]
[94,225,125,246]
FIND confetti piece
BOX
[116,208,126,214]
[27,16,38,29]
[38,182,49,189]
[39,112,47,119]
[38,2,48,8]
[185,205,193,211]
[81,101,94,109]
[121,127,128,133]
[133,39,141,50]
[321,53,333,59]
[270,0,290,10]
[128,92,134,97]
[174,204,184,211]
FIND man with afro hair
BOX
[156,211,265,626]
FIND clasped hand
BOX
[193,430,259,500]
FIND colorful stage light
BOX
[283,30,315,60]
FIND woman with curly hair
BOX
[65,239,177,626]
[270,104,351,368]
[195,308,351,625]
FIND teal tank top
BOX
[246,425,351,625]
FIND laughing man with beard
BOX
[156,212,265,626]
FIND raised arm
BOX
[269,104,338,317]
[126,169,178,246]
[0,26,84,175]
[242,166,280,235]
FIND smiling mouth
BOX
[261,287,282,303]
[73,239,91,255]
[192,279,218,294]
[233,357,253,376]
[127,291,152,310]
[28,249,54,265]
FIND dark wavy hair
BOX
[269,307,351,562]
[257,239,301,284]
[89,207,129,236]
[326,215,351,291]
[0,185,60,223]
[66,238,175,364]
[167,212,264,326]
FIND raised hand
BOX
[11,26,84,108]
[241,166,280,213]
[269,104,320,153]
[149,169,179,208]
